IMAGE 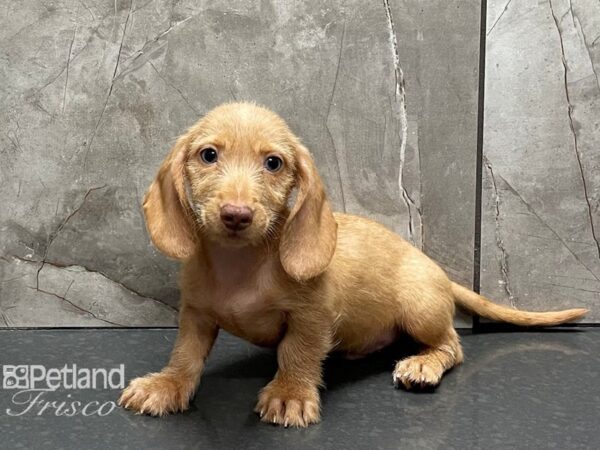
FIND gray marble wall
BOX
[482,0,600,322]
[0,0,480,327]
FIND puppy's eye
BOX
[264,156,283,173]
[200,147,218,164]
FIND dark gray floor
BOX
[0,328,598,450]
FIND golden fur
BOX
[119,102,588,427]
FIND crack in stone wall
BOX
[487,0,514,36]
[3,255,177,327]
[35,185,108,290]
[12,255,177,313]
[497,173,600,283]
[84,0,133,169]
[31,283,126,327]
[484,158,516,307]
[383,0,422,245]
[325,20,348,214]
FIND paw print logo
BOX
[2,365,29,389]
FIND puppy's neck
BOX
[202,240,268,285]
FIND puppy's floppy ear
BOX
[143,136,197,260]
[280,144,337,281]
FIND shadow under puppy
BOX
[119,102,587,427]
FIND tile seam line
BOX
[473,0,488,332]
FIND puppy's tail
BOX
[451,282,588,326]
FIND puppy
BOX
[119,102,587,427]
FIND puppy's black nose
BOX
[220,204,254,231]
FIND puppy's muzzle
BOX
[220,204,254,231]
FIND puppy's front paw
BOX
[119,372,194,416]
[255,380,320,428]
[393,356,443,390]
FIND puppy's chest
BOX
[209,283,285,346]
[210,284,271,316]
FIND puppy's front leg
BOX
[119,306,218,416]
[256,311,332,427]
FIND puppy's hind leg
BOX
[392,327,463,390]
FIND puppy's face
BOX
[144,102,337,280]
[183,104,297,247]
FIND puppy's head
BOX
[143,102,337,281]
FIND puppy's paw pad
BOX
[393,357,442,390]
[254,382,320,428]
[119,372,192,416]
